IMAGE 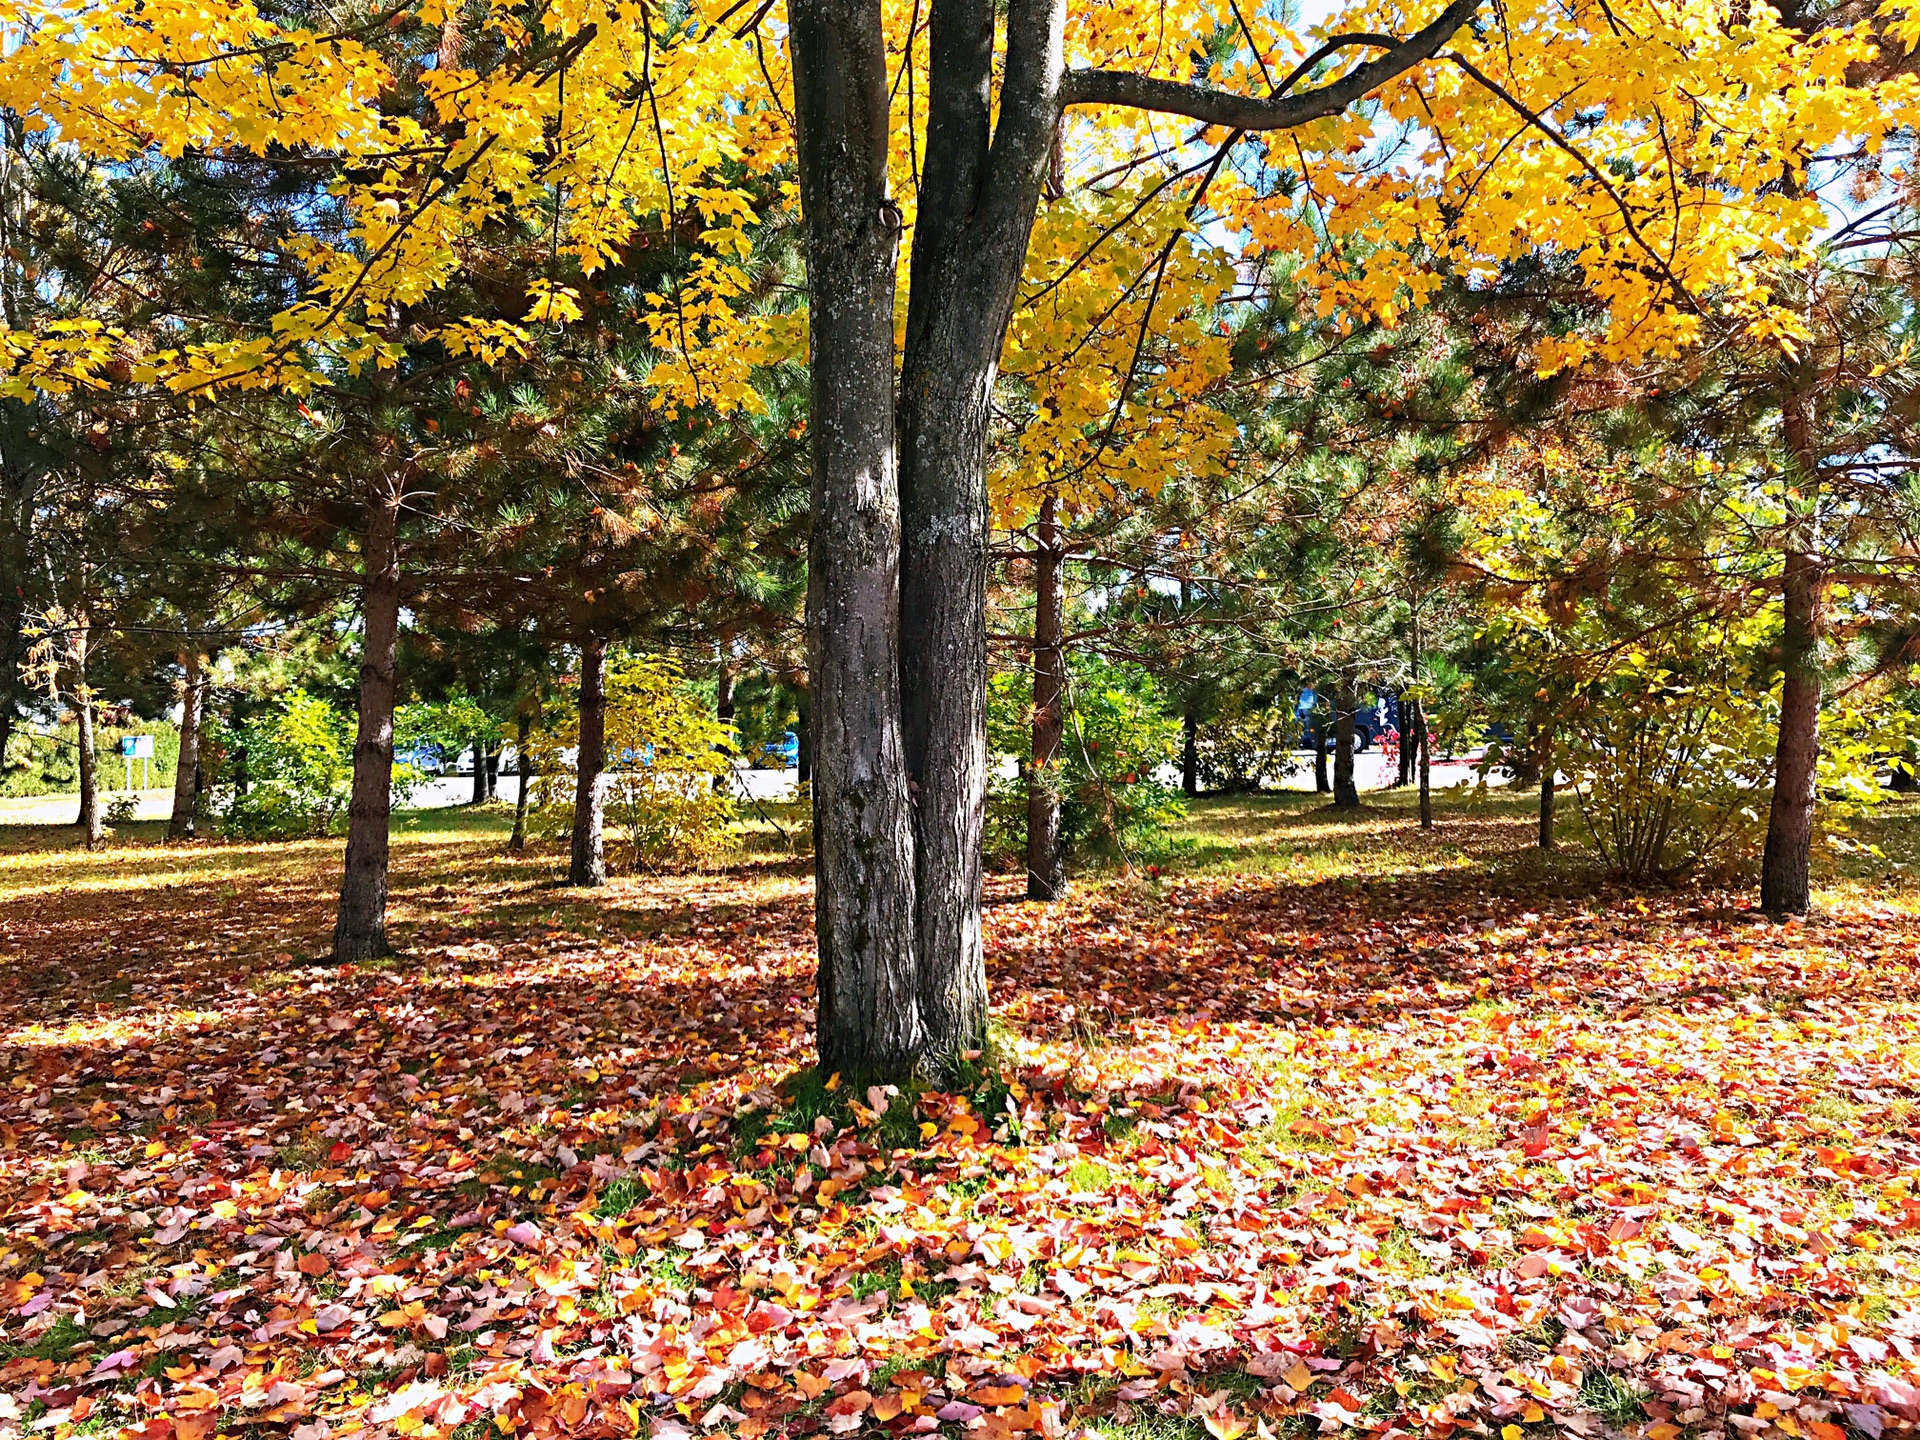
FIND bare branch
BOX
[1059,0,1478,128]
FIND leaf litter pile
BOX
[5,833,1920,1440]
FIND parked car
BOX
[1296,689,1387,752]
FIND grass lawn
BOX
[2,790,1917,1440]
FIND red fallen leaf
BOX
[326,1142,354,1163]
[297,1253,330,1276]
[826,1390,873,1416]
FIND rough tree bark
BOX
[1026,491,1066,901]
[168,647,206,840]
[1332,682,1358,809]
[1761,374,1824,917]
[570,629,608,887]
[790,0,1478,1077]
[73,609,103,847]
[896,0,1067,1067]
[509,711,532,853]
[791,0,925,1079]
[333,482,403,961]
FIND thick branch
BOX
[1059,0,1477,128]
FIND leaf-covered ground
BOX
[4,796,1920,1440]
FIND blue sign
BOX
[121,735,154,759]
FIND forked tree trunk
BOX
[509,711,532,853]
[895,0,1064,1072]
[792,0,924,1079]
[1332,683,1358,809]
[168,648,206,840]
[790,0,1471,1079]
[570,629,608,887]
[333,485,403,961]
[73,611,103,847]
[1027,492,1066,901]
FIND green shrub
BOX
[523,653,737,872]
[1559,645,1775,881]
[217,691,359,839]
[986,652,1185,868]
[1197,697,1301,793]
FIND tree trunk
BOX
[1537,719,1555,850]
[1313,718,1330,793]
[73,611,103,847]
[472,736,487,804]
[1027,491,1066,901]
[1761,372,1824,917]
[715,664,735,792]
[895,0,1064,1071]
[796,700,812,784]
[168,648,206,840]
[1332,681,1358,808]
[509,711,532,853]
[1396,692,1413,787]
[485,741,499,801]
[1417,699,1433,829]
[1761,544,1822,915]
[570,629,608,887]
[333,486,403,962]
[0,584,21,790]
[791,0,925,1081]
[1181,704,1198,797]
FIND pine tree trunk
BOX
[1313,720,1330,793]
[1537,719,1555,850]
[791,0,924,1081]
[333,487,402,962]
[715,664,735,792]
[1762,545,1822,915]
[1417,700,1433,830]
[73,611,103,847]
[168,648,206,840]
[485,742,499,800]
[472,737,487,804]
[1181,705,1198,797]
[1332,681,1358,809]
[796,700,812,784]
[509,712,532,853]
[570,629,608,887]
[1027,492,1066,901]
[1761,376,1824,917]
[1396,692,1413,787]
